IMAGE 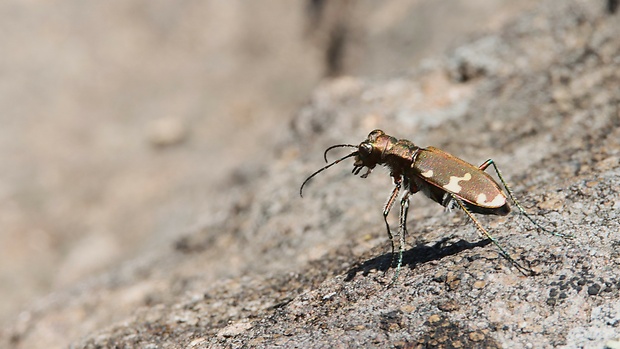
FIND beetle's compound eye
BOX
[359,142,373,156]
[367,129,384,141]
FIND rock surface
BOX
[3,0,620,348]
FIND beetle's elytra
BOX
[300,129,572,285]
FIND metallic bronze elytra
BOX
[300,129,572,285]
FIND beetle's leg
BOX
[479,159,574,239]
[383,177,401,263]
[450,193,533,276]
[389,190,410,287]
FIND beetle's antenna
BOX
[300,151,359,197]
[324,144,358,162]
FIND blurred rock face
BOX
[0,1,548,347]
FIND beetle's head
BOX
[299,129,396,197]
[353,129,396,172]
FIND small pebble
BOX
[588,284,601,296]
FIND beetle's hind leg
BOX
[450,193,533,276]
[479,159,573,239]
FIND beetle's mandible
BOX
[300,129,572,285]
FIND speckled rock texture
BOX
[4,0,620,348]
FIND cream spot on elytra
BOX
[442,173,471,193]
[421,170,433,178]
[476,193,506,207]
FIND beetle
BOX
[300,129,572,284]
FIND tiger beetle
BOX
[300,129,573,285]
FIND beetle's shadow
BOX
[345,237,492,281]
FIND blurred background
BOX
[0,0,538,324]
